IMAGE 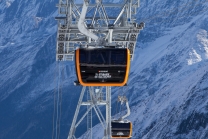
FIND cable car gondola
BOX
[75,48,130,86]
[111,120,132,138]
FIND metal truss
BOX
[55,1,144,138]
[67,86,112,139]
[55,0,144,61]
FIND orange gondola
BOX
[75,48,130,86]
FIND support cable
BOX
[52,61,59,139]
[57,64,64,139]
[52,62,62,139]
[55,62,62,139]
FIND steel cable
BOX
[52,61,59,139]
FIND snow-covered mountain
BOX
[0,1,79,139]
[0,0,208,139]
[80,0,208,138]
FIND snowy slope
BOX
[80,0,208,139]
[0,0,208,139]
[0,0,81,139]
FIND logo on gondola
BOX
[94,73,111,79]
[98,70,108,73]
[117,132,124,135]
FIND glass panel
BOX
[111,122,131,129]
[79,49,127,65]
[78,48,128,83]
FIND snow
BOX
[79,1,208,138]
[0,0,208,139]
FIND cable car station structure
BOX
[55,0,144,138]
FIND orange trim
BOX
[130,122,132,138]
[111,136,131,139]
[76,49,130,86]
